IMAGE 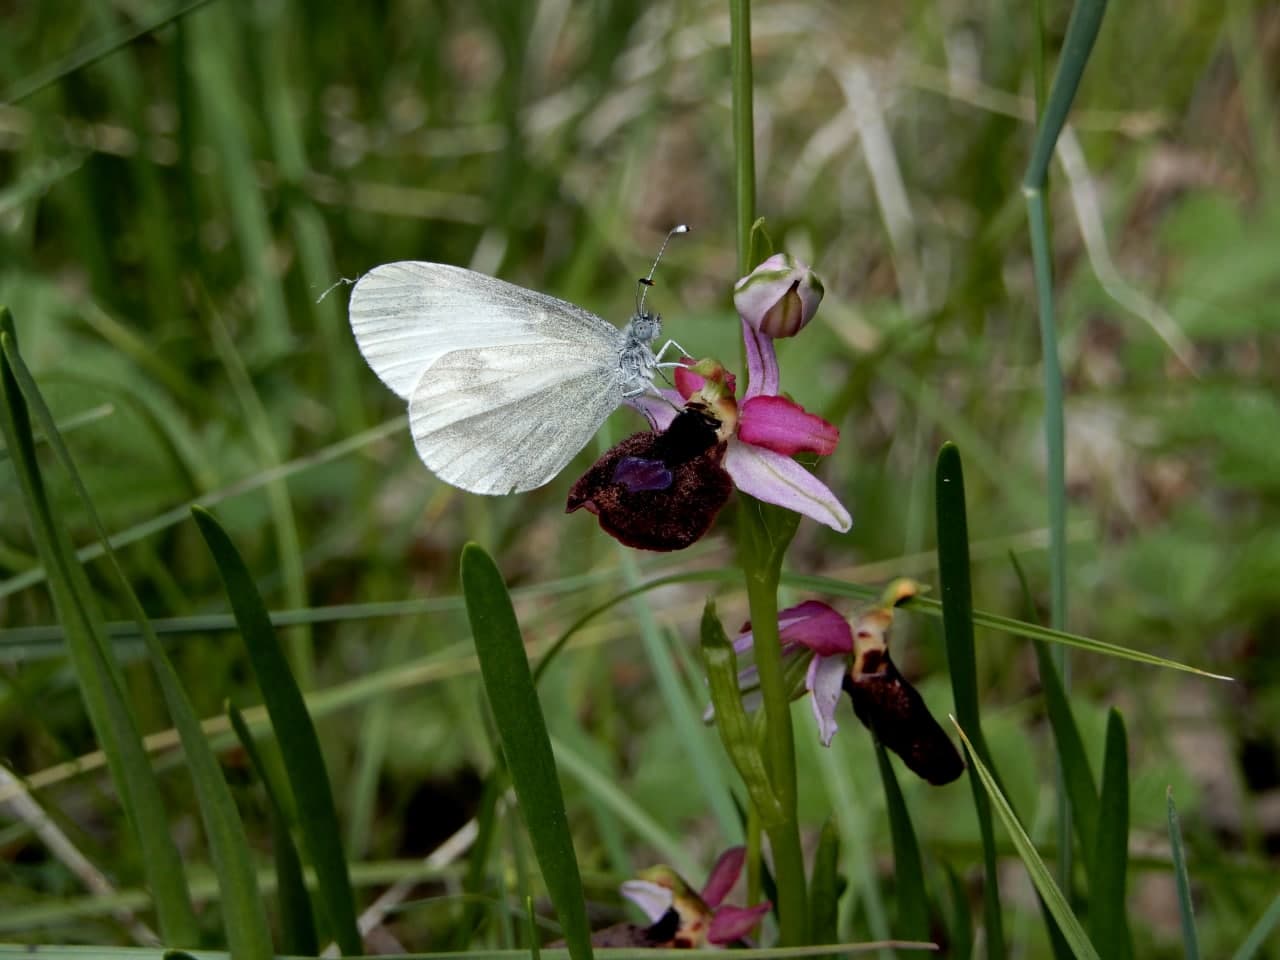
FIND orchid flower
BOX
[630,256,851,533]
[619,847,771,947]
[723,581,964,786]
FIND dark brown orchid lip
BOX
[843,612,964,786]
[566,402,733,551]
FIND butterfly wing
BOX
[407,338,627,494]
[349,261,620,399]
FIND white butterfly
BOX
[348,228,687,495]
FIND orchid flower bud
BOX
[733,253,824,338]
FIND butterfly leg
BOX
[652,339,690,363]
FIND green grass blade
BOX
[1021,0,1109,898]
[1031,641,1098,864]
[1,0,216,104]
[952,719,1101,960]
[873,742,929,941]
[460,542,592,960]
[943,867,973,960]
[0,311,200,946]
[452,764,506,949]
[784,573,1233,680]
[934,442,1004,958]
[1231,890,1280,960]
[809,818,842,951]
[1089,709,1131,959]
[2,323,272,957]
[1022,0,1110,190]
[192,506,362,955]
[229,703,318,956]
[1166,788,1200,960]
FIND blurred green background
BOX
[1,0,1278,954]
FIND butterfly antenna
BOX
[636,224,690,315]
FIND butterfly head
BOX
[627,309,663,345]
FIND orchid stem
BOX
[730,0,808,944]
[744,550,808,944]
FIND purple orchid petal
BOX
[739,395,839,456]
[625,391,681,431]
[723,442,852,532]
[808,653,848,747]
[700,847,745,906]
[742,318,779,401]
[707,902,772,944]
[620,879,674,923]
[612,456,673,492]
[778,600,853,655]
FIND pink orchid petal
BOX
[808,654,848,747]
[625,390,681,431]
[723,442,852,532]
[777,600,853,655]
[700,847,746,906]
[739,395,839,456]
[673,358,702,399]
[742,318,779,400]
[707,902,772,944]
[620,880,673,923]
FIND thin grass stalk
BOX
[1022,0,1110,893]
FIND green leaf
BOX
[1166,788,1200,960]
[698,600,786,827]
[934,442,1004,959]
[1022,0,1110,190]
[460,542,592,960]
[1231,890,1280,960]
[452,764,506,950]
[943,867,973,960]
[809,818,843,952]
[229,702,318,957]
[873,742,930,941]
[4,321,274,958]
[192,505,362,956]
[1089,710,1131,959]
[952,719,1101,960]
[0,311,200,946]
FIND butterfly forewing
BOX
[349,261,622,400]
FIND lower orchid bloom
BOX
[723,581,964,786]
[619,847,771,947]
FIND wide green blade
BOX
[934,442,1004,958]
[192,506,362,955]
[0,311,200,946]
[460,542,592,960]
[1089,710,1132,958]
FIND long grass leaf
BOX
[1021,0,1109,902]
[228,703,318,956]
[1,0,216,104]
[808,818,842,952]
[952,719,1100,960]
[2,317,270,957]
[1166,788,1200,960]
[460,542,593,960]
[0,311,200,946]
[1089,710,1131,958]
[192,506,362,955]
[1231,890,1280,960]
[873,742,930,941]
[934,442,1004,958]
